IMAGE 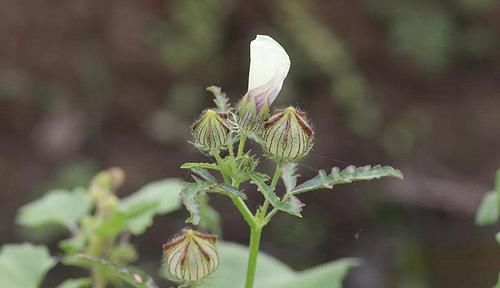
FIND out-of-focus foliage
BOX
[17,188,91,229]
[0,244,55,288]
[199,242,359,288]
[363,0,496,72]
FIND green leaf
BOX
[181,179,246,225]
[291,165,404,195]
[65,255,158,288]
[0,244,56,288]
[265,258,360,288]
[496,232,500,245]
[495,273,500,288]
[281,163,299,193]
[17,188,91,229]
[215,184,247,199]
[197,195,222,235]
[475,191,499,226]
[181,181,214,225]
[199,242,294,288]
[199,242,358,288]
[180,162,220,171]
[207,85,230,112]
[249,173,302,217]
[119,179,184,235]
[56,278,92,288]
[190,167,218,183]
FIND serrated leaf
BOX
[215,184,247,199]
[65,255,158,288]
[119,179,184,235]
[56,278,92,288]
[181,179,246,225]
[291,165,403,195]
[0,244,56,288]
[190,167,218,183]
[17,188,91,230]
[181,162,220,171]
[250,173,302,217]
[207,85,230,112]
[181,181,214,225]
[475,191,499,226]
[281,163,299,193]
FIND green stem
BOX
[237,133,247,158]
[214,152,231,184]
[245,225,262,288]
[231,196,256,228]
[260,162,282,216]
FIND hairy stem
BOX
[245,225,262,288]
[260,162,282,216]
[237,133,247,158]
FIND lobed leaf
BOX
[181,181,214,225]
[281,163,299,193]
[65,254,158,288]
[250,173,302,217]
[181,178,246,225]
[16,188,91,230]
[291,165,403,195]
[475,191,499,226]
[0,243,56,288]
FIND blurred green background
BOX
[0,0,499,287]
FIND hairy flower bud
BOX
[237,95,270,134]
[162,229,219,283]
[261,107,313,161]
[192,109,230,153]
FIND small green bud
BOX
[237,95,270,134]
[261,107,313,161]
[192,109,230,153]
[162,229,219,284]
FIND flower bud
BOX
[162,229,219,283]
[261,107,313,161]
[192,109,230,153]
[237,95,270,134]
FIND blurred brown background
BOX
[1,0,499,287]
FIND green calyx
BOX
[261,107,314,161]
[237,95,270,136]
[192,109,230,154]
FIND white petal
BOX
[247,35,290,107]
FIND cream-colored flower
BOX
[247,35,291,109]
[163,229,219,284]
